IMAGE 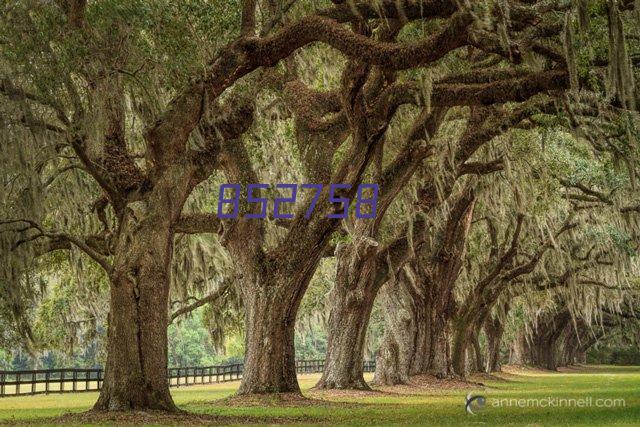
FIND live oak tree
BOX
[203,0,573,394]
[0,0,250,410]
[316,0,586,388]
[508,283,639,370]
[0,0,548,404]
[454,121,640,374]
[371,0,640,383]
[0,0,639,411]
[372,101,563,384]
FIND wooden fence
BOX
[0,359,375,397]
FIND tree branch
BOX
[174,213,222,234]
[169,280,232,323]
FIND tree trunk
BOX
[376,269,454,380]
[372,280,414,385]
[451,318,476,377]
[510,332,529,365]
[411,311,453,377]
[484,315,505,372]
[316,295,374,389]
[541,344,557,370]
[577,350,587,364]
[94,210,176,411]
[237,268,301,395]
[316,243,379,390]
[527,310,571,371]
[378,302,453,381]
[472,333,484,373]
[529,333,558,370]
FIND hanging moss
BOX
[606,0,636,110]
[564,11,580,92]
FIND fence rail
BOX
[0,359,375,397]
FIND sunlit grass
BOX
[1,366,639,425]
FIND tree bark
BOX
[484,315,505,372]
[316,243,379,390]
[510,332,529,365]
[410,303,454,378]
[94,209,176,411]
[376,289,454,382]
[451,319,472,376]
[372,279,414,385]
[92,161,199,411]
[471,333,484,373]
[238,269,300,394]
[411,190,476,378]
[527,310,571,371]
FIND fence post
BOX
[45,371,50,394]
[31,372,36,395]
[16,373,20,395]
[60,370,64,392]
[1,372,5,397]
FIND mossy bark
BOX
[94,210,176,411]
[315,244,379,390]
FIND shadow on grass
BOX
[0,408,323,426]
[212,391,382,408]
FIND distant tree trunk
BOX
[320,214,427,390]
[94,206,176,411]
[414,191,475,378]
[528,310,571,371]
[510,332,529,365]
[451,317,475,377]
[539,344,558,370]
[373,279,414,385]
[484,315,505,372]
[386,241,471,381]
[577,350,587,364]
[471,333,484,373]
[377,283,449,380]
[410,304,454,378]
[559,327,577,366]
[373,272,455,384]
[451,306,492,376]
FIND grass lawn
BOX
[0,365,638,425]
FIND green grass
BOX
[0,366,639,425]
